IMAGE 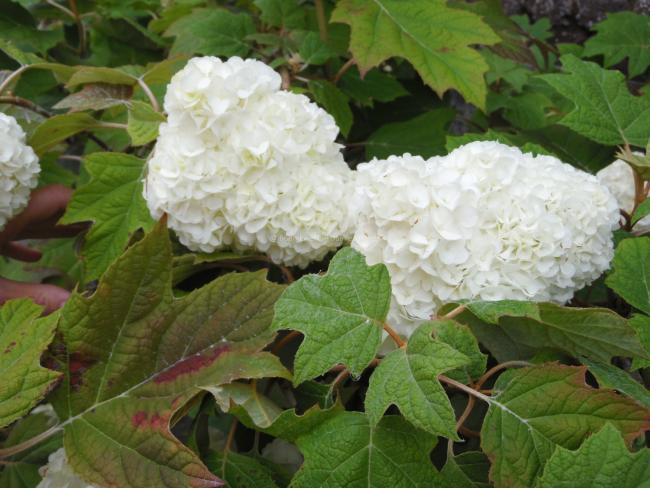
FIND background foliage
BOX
[0,1,649,487]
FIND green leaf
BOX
[0,406,62,488]
[632,198,650,224]
[0,1,62,54]
[581,358,650,410]
[365,321,469,438]
[166,9,255,57]
[65,66,137,89]
[339,67,408,106]
[51,221,287,488]
[255,0,305,30]
[272,247,391,384]
[28,113,99,156]
[53,83,133,112]
[483,50,531,92]
[536,424,650,488]
[331,0,499,109]
[630,314,650,369]
[440,452,490,488]
[481,364,650,488]
[583,12,650,78]
[606,237,650,314]
[60,152,154,280]
[299,32,336,66]
[366,108,455,160]
[431,319,487,383]
[210,383,283,429]
[445,129,515,152]
[291,412,440,488]
[458,301,648,363]
[307,80,352,137]
[206,451,279,488]
[126,100,165,146]
[540,55,650,146]
[0,299,60,428]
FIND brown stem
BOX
[0,96,51,118]
[333,58,356,84]
[314,0,328,41]
[68,0,86,57]
[280,67,291,90]
[633,168,645,213]
[0,66,28,95]
[383,322,406,348]
[278,265,294,283]
[271,330,301,354]
[441,304,466,321]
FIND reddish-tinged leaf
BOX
[51,220,288,488]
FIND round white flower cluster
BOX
[597,156,650,232]
[352,141,620,336]
[37,448,97,488]
[144,56,354,267]
[0,112,39,231]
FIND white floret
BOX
[352,141,620,337]
[597,156,650,231]
[145,56,354,267]
[37,448,97,488]
[0,113,40,231]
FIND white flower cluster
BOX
[144,56,354,267]
[352,141,620,336]
[0,113,39,231]
[37,448,97,488]
[597,156,650,232]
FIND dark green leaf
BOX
[606,237,650,314]
[308,80,352,136]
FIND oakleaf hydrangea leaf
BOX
[430,319,487,382]
[0,299,61,428]
[536,424,650,488]
[365,321,470,439]
[458,301,649,363]
[583,12,650,78]
[127,100,165,146]
[541,55,650,146]
[291,412,440,488]
[60,152,154,280]
[481,364,650,488]
[209,383,283,429]
[50,221,288,488]
[581,357,650,410]
[440,451,490,488]
[606,237,650,315]
[272,247,391,385]
[331,0,499,109]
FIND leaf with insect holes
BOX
[332,0,499,109]
[0,299,61,428]
[481,364,650,488]
[540,55,650,146]
[365,321,470,439]
[60,152,154,280]
[49,221,289,488]
[536,424,650,488]
[272,247,391,385]
[455,301,649,363]
[291,412,441,488]
[606,237,650,315]
[583,12,650,79]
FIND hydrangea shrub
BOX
[1,2,649,488]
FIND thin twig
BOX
[441,304,467,321]
[220,419,238,474]
[271,330,301,354]
[68,0,86,57]
[0,425,62,459]
[314,0,328,41]
[280,67,291,90]
[333,58,355,84]
[383,322,406,348]
[136,78,160,112]
[438,375,491,403]
[0,66,28,96]
[0,96,51,118]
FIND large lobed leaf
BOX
[481,364,650,488]
[541,55,650,147]
[0,300,60,428]
[457,300,648,363]
[60,152,154,280]
[606,236,650,315]
[272,247,391,384]
[331,0,499,109]
[50,220,289,487]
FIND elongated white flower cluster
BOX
[37,448,97,488]
[144,56,354,267]
[0,113,39,231]
[352,141,620,336]
[597,157,650,231]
